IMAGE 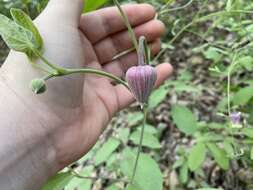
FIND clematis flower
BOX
[126,65,157,104]
[126,36,157,104]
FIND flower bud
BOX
[126,65,157,104]
[30,79,46,94]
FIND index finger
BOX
[80,4,156,44]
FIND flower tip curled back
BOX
[30,79,47,94]
[126,65,157,104]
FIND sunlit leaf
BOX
[120,148,163,190]
[84,0,108,12]
[188,142,206,171]
[42,172,73,190]
[207,143,229,170]
[0,13,36,54]
[171,105,198,135]
[95,138,120,165]
[130,130,161,149]
[10,8,43,51]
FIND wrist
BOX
[0,66,59,189]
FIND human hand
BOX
[1,0,173,174]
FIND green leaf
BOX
[10,8,43,51]
[106,184,120,190]
[65,166,94,190]
[223,140,234,158]
[137,124,158,135]
[149,85,168,108]
[237,56,253,71]
[188,142,206,171]
[84,0,108,12]
[251,147,253,160]
[226,0,233,11]
[42,172,73,190]
[179,161,188,184]
[0,13,36,54]
[130,130,161,149]
[241,128,253,138]
[117,128,130,143]
[171,105,198,135]
[95,138,120,165]
[128,112,143,126]
[203,47,222,62]
[207,143,229,170]
[197,188,223,190]
[233,86,253,106]
[120,149,163,190]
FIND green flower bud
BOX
[30,79,46,94]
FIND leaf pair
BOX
[0,8,43,59]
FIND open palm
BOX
[2,0,172,170]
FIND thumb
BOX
[38,0,84,25]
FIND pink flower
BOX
[126,65,157,104]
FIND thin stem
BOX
[227,53,238,116]
[32,50,129,90]
[64,68,129,90]
[168,10,253,45]
[159,0,194,15]
[130,105,148,184]
[32,49,64,73]
[113,0,138,51]
[68,167,128,183]
[42,73,54,81]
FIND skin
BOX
[0,0,173,189]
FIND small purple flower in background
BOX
[126,36,157,105]
[230,112,241,125]
[126,65,157,104]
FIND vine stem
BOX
[227,53,238,116]
[32,49,130,90]
[130,104,148,184]
[67,167,128,183]
[159,0,194,15]
[113,0,138,51]
[155,9,253,61]
[64,68,129,90]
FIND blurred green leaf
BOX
[251,147,253,160]
[130,130,161,149]
[241,128,253,138]
[149,85,168,109]
[42,172,73,190]
[128,112,143,126]
[233,86,253,106]
[137,124,158,135]
[237,56,253,71]
[65,166,94,190]
[106,184,120,190]
[117,128,130,143]
[223,139,234,158]
[84,0,108,12]
[179,161,188,184]
[95,138,120,165]
[203,47,222,62]
[120,148,163,190]
[188,142,206,171]
[171,105,198,135]
[207,143,229,170]
[197,188,223,190]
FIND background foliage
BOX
[0,0,253,190]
